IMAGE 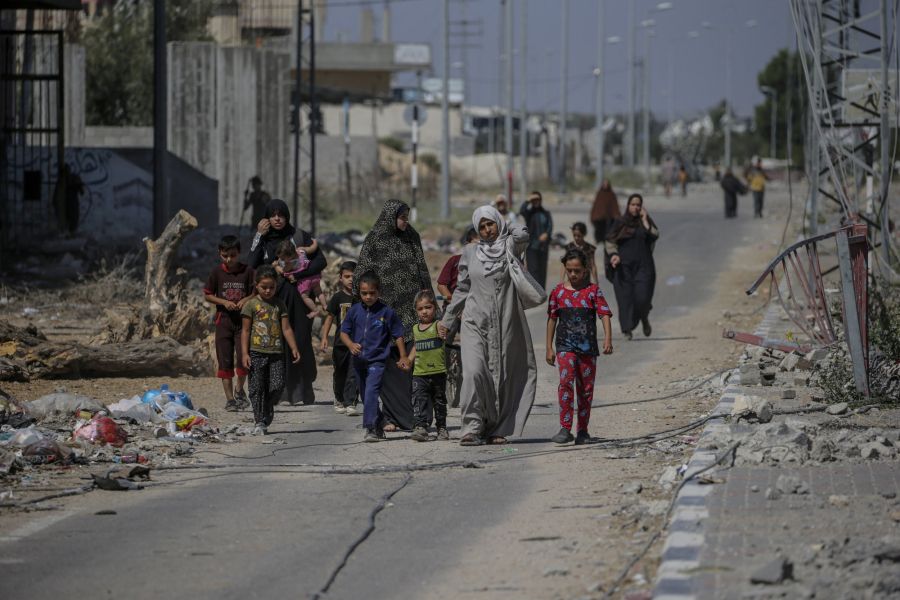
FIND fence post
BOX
[836,226,869,397]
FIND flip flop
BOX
[459,434,483,446]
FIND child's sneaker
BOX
[574,430,590,445]
[436,428,450,441]
[345,405,360,416]
[225,398,239,412]
[410,426,429,441]
[234,389,250,410]
[375,428,386,440]
[334,405,347,414]
[364,428,379,442]
[551,428,574,444]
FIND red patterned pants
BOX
[557,352,597,432]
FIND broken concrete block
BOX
[776,474,810,494]
[779,354,812,372]
[740,363,762,386]
[781,389,797,399]
[810,438,835,462]
[750,556,793,585]
[829,494,850,507]
[658,466,679,486]
[761,371,776,386]
[794,374,811,387]
[860,442,890,459]
[732,395,774,423]
[621,481,643,495]
[806,348,829,362]
[825,402,849,415]
[765,487,782,500]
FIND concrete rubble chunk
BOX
[658,466,679,486]
[825,403,849,415]
[731,395,774,423]
[794,374,811,387]
[775,474,810,494]
[750,556,794,585]
[860,442,891,459]
[765,487,782,500]
[781,389,797,399]
[780,354,812,372]
[543,566,570,577]
[829,495,850,507]
[806,348,829,362]
[621,481,643,495]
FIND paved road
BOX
[0,190,776,600]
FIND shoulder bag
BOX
[506,237,547,309]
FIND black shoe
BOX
[376,428,386,440]
[224,399,239,412]
[234,389,250,410]
[574,430,590,445]
[551,428,574,444]
[364,429,379,442]
[410,426,429,441]
[623,331,633,341]
[642,318,651,337]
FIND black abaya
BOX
[607,223,658,333]
[247,200,326,405]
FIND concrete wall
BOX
[299,135,379,187]
[167,42,217,178]
[64,44,85,147]
[84,126,153,148]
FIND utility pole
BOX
[596,0,605,188]
[441,0,450,219]
[153,0,167,237]
[505,0,513,202]
[642,26,651,188]
[292,3,303,223]
[559,0,568,194]
[627,0,635,167]
[809,7,820,237]
[879,0,890,267]
[309,5,317,235]
[667,38,674,126]
[724,29,732,168]
[519,0,527,204]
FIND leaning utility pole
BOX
[505,0,513,202]
[559,0,568,194]
[519,0,527,204]
[440,0,450,219]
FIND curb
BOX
[652,301,781,600]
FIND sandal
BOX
[488,436,507,444]
[459,434,483,446]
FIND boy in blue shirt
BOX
[340,271,410,442]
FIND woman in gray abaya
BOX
[439,205,537,445]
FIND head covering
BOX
[472,205,510,276]
[606,198,656,243]
[353,199,433,343]
[590,181,621,222]
[263,199,296,242]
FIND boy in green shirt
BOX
[402,291,449,442]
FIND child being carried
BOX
[274,239,328,318]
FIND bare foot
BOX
[489,436,507,444]
[382,423,397,432]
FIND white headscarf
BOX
[472,205,509,276]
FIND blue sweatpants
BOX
[353,358,385,429]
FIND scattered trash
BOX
[23,438,72,462]
[9,427,46,448]
[74,414,129,447]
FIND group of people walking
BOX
[720,158,769,219]
[204,184,659,445]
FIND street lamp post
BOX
[595,0,605,188]
[759,85,777,159]
[639,3,673,188]
[667,31,699,127]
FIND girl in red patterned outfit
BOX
[546,248,614,445]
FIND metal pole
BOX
[879,0,890,268]
[292,2,302,223]
[309,6,317,235]
[519,0,527,204]
[643,27,651,188]
[724,30,732,168]
[627,0,635,167]
[505,0,513,201]
[440,0,450,219]
[596,0,605,188]
[809,5,821,237]
[559,0,568,193]
[770,91,776,159]
[667,38,674,126]
[412,102,419,222]
[153,0,167,237]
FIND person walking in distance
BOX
[244,176,272,230]
[519,191,553,290]
[493,194,520,225]
[589,178,621,245]
[606,194,659,340]
[661,157,675,197]
[746,159,769,218]
[720,167,747,219]
[678,166,688,197]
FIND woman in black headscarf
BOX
[354,199,434,432]
[605,193,658,341]
[248,199,326,405]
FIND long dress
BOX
[247,200,325,405]
[440,223,537,440]
[605,221,658,333]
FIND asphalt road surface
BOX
[0,189,777,599]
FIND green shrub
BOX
[419,153,440,174]
[378,137,406,153]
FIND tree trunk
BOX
[23,336,194,379]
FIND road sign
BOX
[403,103,427,126]
[842,69,897,125]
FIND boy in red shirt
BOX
[204,235,255,411]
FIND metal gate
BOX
[0,29,64,251]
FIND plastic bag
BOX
[160,403,206,423]
[141,386,163,404]
[23,438,72,461]
[74,414,128,447]
[144,384,193,411]
[9,427,45,448]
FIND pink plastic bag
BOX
[75,414,128,447]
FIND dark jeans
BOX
[592,219,614,245]
[353,358,385,430]
[331,345,359,407]
[248,351,285,426]
[752,190,764,216]
[412,373,447,429]
[525,248,549,290]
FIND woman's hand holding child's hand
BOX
[437,324,448,340]
[397,357,412,371]
[348,342,362,355]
